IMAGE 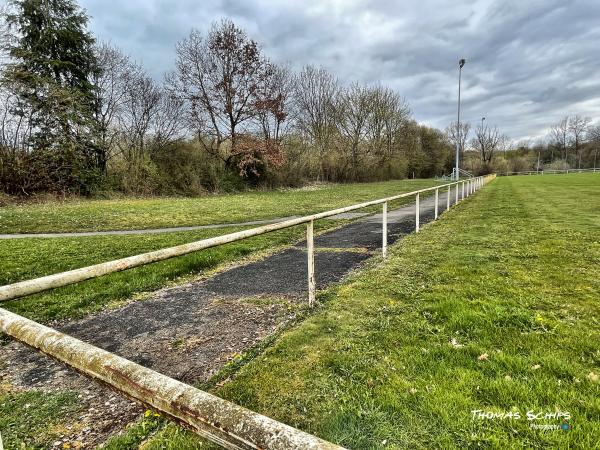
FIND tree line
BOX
[0,0,456,196]
[1,0,598,197]
[446,114,600,175]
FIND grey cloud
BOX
[80,0,600,141]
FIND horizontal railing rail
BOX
[0,308,342,450]
[500,167,598,176]
[0,174,496,449]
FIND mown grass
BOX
[142,173,600,449]
[0,179,438,233]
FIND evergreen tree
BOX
[4,0,102,193]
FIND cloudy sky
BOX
[80,0,600,141]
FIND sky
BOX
[79,0,600,142]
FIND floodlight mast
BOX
[455,58,466,180]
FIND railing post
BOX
[434,188,439,220]
[446,186,450,211]
[307,220,315,307]
[415,193,420,232]
[455,182,459,204]
[382,202,388,259]
[462,181,465,200]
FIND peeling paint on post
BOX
[307,220,316,307]
[0,308,343,450]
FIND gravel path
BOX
[0,189,460,448]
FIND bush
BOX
[543,159,571,171]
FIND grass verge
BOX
[0,221,341,322]
[141,173,599,449]
[0,179,438,233]
[0,384,81,449]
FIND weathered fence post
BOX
[382,202,388,259]
[455,183,459,204]
[415,193,420,232]
[307,220,316,307]
[434,188,439,220]
[447,186,450,211]
[462,181,465,200]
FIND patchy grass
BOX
[0,222,337,322]
[143,173,600,448]
[0,179,437,323]
[0,384,81,449]
[0,179,438,233]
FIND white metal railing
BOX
[0,174,495,449]
[437,167,474,181]
[500,168,598,176]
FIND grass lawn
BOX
[142,173,600,449]
[0,179,438,233]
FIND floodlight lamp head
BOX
[459,59,466,68]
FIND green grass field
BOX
[0,179,437,233]
[139,173,599,449]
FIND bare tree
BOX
[168,19,279,174]
[254,65,291,143]
[152,92,185,149]
[568,115,591,168]
[446,121,471,159]
[550,116,569,162]
[117,71,161,163]
[588,123,600,169]
[367,86,410,160]
[472,121,502,171]
[92,42,137,170]
[335,83,374,175]
[293,65,339,179]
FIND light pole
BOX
[481,116,486,129]
[455,58,466,180]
